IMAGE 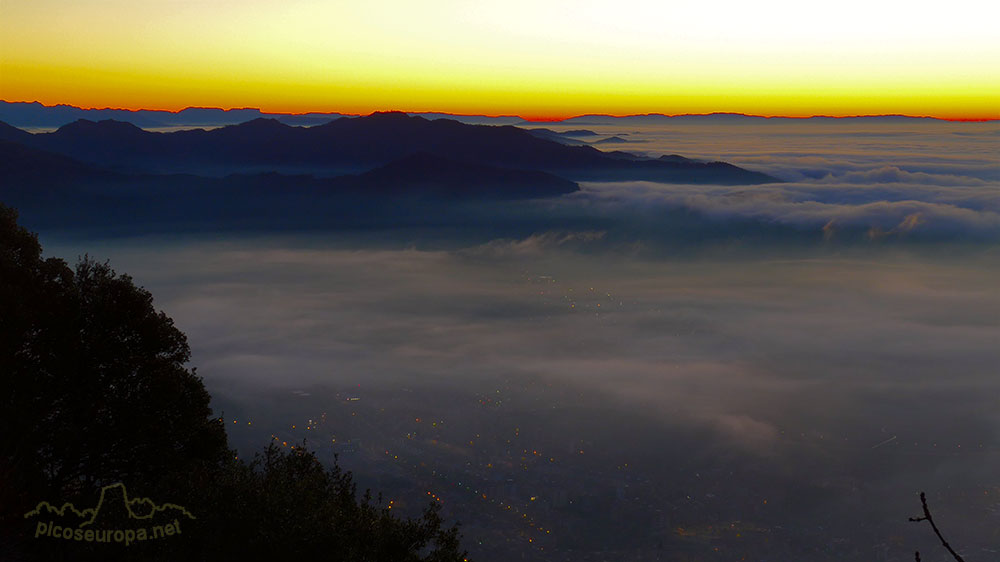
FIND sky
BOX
[1,0,998,119]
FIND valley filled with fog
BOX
[40,118,1000,561]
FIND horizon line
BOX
[4,100,998,123]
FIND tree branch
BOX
[909,491,965,562]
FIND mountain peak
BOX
[228,117,291,130]
[14,111,778,184]
[366,111,424,122]
[54,118,147,137]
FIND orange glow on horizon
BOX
[2,0,997,121]
[2,98,996,123]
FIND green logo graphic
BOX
[24,483,195,545]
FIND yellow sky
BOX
[1,0,997,119]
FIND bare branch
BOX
[909,492,965,562]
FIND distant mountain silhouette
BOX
[526,128,587,145]
[52,118,149,138]
[527,128,599,144]
[0,120,33,143]
[659,154,699,163]
[408,112,525,125]
[592,136,633,144]
[557,112,957,125]
[4,101,980,132]
[2,113,779,184]
[0,100,345,129]
[1,139,576,200]
[349,152,578,198]
[0,140,114,183]
[1,134,581,233]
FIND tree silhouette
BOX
[187,443,466,561]
[1,203,467,561]
[1,203,227,503]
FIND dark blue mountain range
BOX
[0,112,778,184]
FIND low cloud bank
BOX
[565,180,1000,241]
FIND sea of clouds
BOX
[41,118,1000,560]
[548,118,1000,243]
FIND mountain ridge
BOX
[1,115,779,184]
[5,101,988,129]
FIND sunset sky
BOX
[2,0,997,119]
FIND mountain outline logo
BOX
[24,483,195,545]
